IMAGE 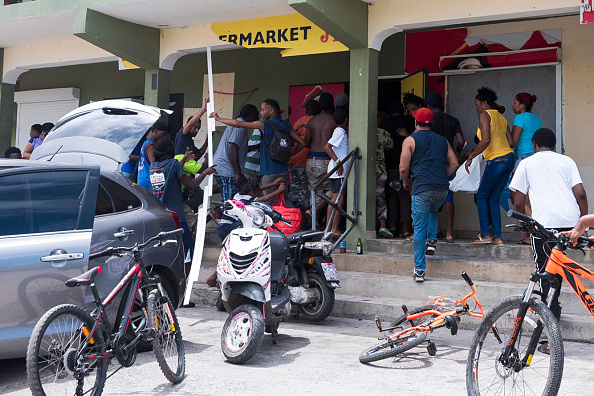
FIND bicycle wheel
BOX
[27,304,107,396]
[147,289,185,383]
[359,330,427,363]
[388,304,440,335]
[466,295,563,396]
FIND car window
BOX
[95,184,115,216]
[0,170,89,236]
[101,177,142,213]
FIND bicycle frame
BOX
[80,252,160,365]
[501,242,594,367]
[385,281,485,339]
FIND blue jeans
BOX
[476,152,514,238]
[412,190,448,273]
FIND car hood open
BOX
[31,99,171,170]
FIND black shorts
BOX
[330,178,345,193]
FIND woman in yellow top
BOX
[465,87,514,245]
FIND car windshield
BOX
[44,107,157,155]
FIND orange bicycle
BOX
[360,272,485,363]
[466,210,594,396]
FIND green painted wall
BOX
[16,34,404,111]
[17,62,145,104]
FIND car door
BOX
[88,174,145,304]
[0,165,99,359]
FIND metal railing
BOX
[311,147,359,253]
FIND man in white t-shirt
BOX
[509,128,588,323]
[324,107,349,240]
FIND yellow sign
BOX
[118,58,140,70]
[211,14,348,57]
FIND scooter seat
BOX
[287,230,324,244]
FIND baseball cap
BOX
[412,108,433,124]
[335,93,349,108]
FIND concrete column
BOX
[144,68,171,109]
[0,82,15,150]
[346,47,379,250]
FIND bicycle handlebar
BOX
[89,228,183,260]
[461,272,473,287]
[507,210,594,249]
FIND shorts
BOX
[444,173,456,203]
[513,152,534,172]
[330,178,345,193]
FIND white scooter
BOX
[214,199,338,364]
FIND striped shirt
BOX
[243,129,261,176]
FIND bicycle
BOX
[360,272,485,363]
[466,210,594,396]
[26,229,186,396]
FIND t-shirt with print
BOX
[512,112,542,156]
[326,127,348,179]
[219,194,255,225]
[509,151,582,228]
[243,129,261,176]
[149,159,187,222]
[212,118,249,178]
[137,139,155,191]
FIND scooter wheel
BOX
[221,304,265,364]
[297,271,335,322]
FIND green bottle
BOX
[356,238,363,254]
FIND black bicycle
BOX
[26,229,185,396]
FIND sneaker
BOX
[378,227,393,238]
[413,270,425,282]
[425,239,437,255]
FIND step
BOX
[189,284,594,343]
[333,252,533,284]
[367,237,594,264]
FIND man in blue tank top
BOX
[400,108,458,282]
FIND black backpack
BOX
[266,120,292,163]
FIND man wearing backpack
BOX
[211,98,305,204]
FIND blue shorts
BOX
[444,173,456,203]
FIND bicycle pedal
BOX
[427,341,437,356]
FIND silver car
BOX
[0,101,186,359]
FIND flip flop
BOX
[472,234,492,244]
[446,238,455,243]
[517,238,531,245]
[378,228,394,238]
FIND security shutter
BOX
[14,88,80,151]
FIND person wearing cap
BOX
[335,93,349,110]
[137,122,168,191]
[426,92,465,243]
[400,108,458,282]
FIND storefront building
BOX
[1,0,593,247]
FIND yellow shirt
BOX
[477,109,513,161]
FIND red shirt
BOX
[288,115,312,167]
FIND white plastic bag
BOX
[449,153,485,193]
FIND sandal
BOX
[472,234,492,244]
[538,342,550,355]
[492,238,504,246]
[378,228,394,238]
[517,238,531,245]
[445,238,455,244]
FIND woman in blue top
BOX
[510,92,541,244]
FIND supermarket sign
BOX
[211,14,348,57]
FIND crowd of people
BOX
[3,122,54,160]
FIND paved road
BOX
[2,303,594,395]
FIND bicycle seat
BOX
[65,266,103,287]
